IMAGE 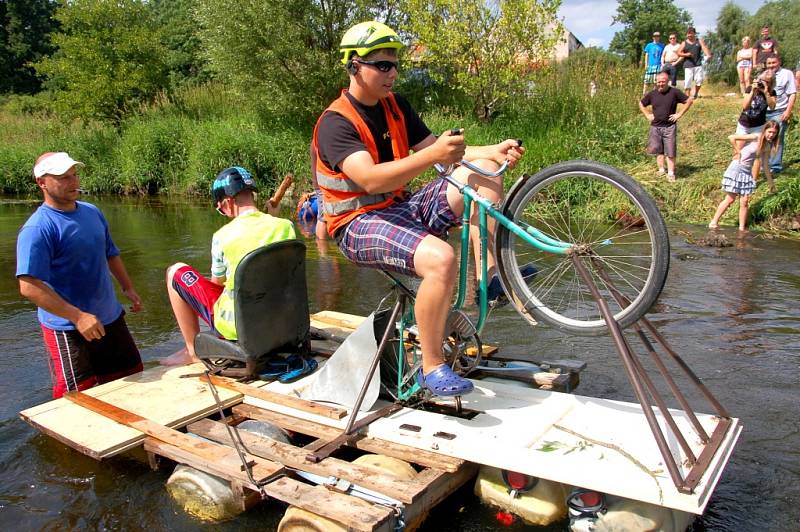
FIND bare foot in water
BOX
[160,347,199,366]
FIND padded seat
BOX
[194,239,310,378]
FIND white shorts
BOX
[684,66,704,88]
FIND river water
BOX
[0,195,798,531]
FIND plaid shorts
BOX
[336,178,461,276]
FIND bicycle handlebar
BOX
[433,137,522,178]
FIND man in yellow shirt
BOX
[161,167,296,365]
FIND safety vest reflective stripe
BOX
[323,193,394,215]
[316,172,365,192]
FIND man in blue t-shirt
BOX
[16,152,143,398]
[642,32,665,95]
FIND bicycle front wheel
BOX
[496,160,669,335]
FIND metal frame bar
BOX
[573,254,733,493]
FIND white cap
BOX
[33,152,84,178]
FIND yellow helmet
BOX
[340,21,403,65]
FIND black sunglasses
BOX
[356,59,399,73]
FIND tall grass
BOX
[1,52,796,232]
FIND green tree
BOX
[34,0,169,121]
[0,0,59,94]
[609,0,692,64]
[196,0,399,123]
[400,0,562,120]
[703,2,750,84]
[152,0,211,89]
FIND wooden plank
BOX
[310,310,364,330]
[403,463,479,530]
[265,477,394,532]
[145,438,393,531]
[189,418,420,504]
[143,437,281,490]
[60,392,283,488]
[201,375,347,420]
[233,403,464,472]
[19,363,242,459]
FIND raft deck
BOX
[19,311,740,528]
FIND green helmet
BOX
[340,21,403,65]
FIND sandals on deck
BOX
[417,364,474,397]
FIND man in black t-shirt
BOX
[753,26,779,71]
[313,21,524,397]
[639,71,694,181]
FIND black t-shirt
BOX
[754,37,777,64]
[317,92,431,171]
[739,86,777,128]
[682,40,701,68]
[641,87,689,127]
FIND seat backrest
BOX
[233,239,310,357]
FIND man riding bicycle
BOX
[312,21,525,397]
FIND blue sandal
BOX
[417,364,474,397]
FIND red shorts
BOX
[170,264,224,333]
[41,313,142,399]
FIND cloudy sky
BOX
[558,0,769,49]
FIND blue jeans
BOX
[766,108,788,172]
[661,63,678,86]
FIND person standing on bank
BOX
[736,70,776,135]
[736,36,754,96]
[313,21,524,397]
[752,25,779,71]
[765,55,796,174]
[16,152,143,399]
[661,33,683,87]
[679,27,711,98]
[642,32,665,96]
[639,71,694,182]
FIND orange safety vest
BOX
[312,90,410,236]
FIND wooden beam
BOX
[62,392,283,488]
[200,374,347,420]
[233,403,464,472]
[189,418,420,504]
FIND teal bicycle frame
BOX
[440,160,574,333]
[391,160,574,401]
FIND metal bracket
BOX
[572,254,734,494]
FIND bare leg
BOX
[710,193,736,228]
[738,194,750,231]
[412,237,458,374]
[162,263,201,366]
[447,159,502,280]
[657,154,666,172]
[666,156,676,181]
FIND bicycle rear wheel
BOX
[496,160,669,335]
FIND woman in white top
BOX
[736,36,754,96]
[661,33,683,86]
